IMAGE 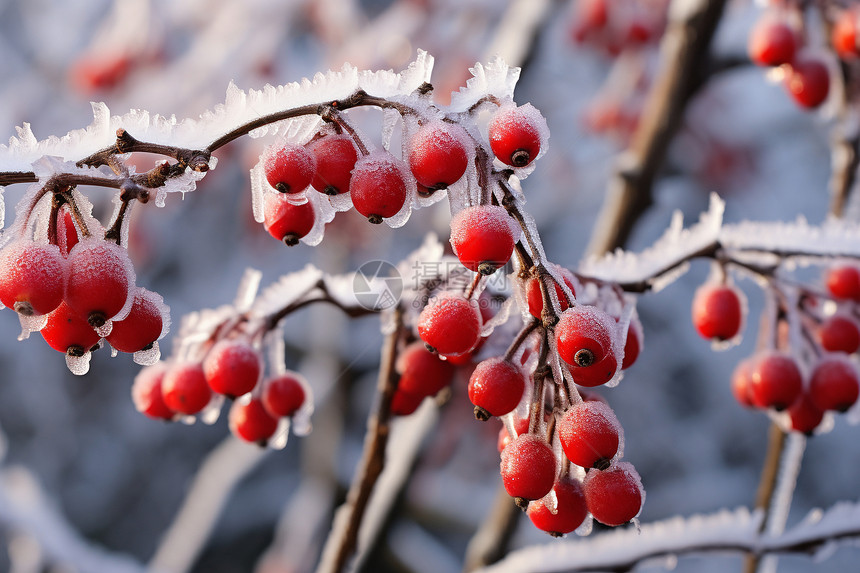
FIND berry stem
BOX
[503,319,540,362]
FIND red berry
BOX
[749,351,803,411]
[731,358,756,408]
[71,54,131,93]
[229,397,279,444]
[500,433,556,501]
[308,135,359,195]
[65,239,134,327]
[571,0,608,43]
[489,105,544,167]
[819,315,860,354]
[528,477,588,536]
[264,194,315,246]
[784,55,830,109]
[408,121,469,190]
[809,357,859,413]
[161,362,212,415]
[349,153,409,224]
[691,283,743,341]
[468,357,527,419]
[555,306,618,387]
[57,207,79,257]
[526,266,576,319]
[391,388,424,416]
[0,240,66,316]
[497,416,530,453]
[621,321,641,370]
[396,342,456,397]
[584,462,644,527]
[40,301,101,356]
[826,265,860,301]
[748,16,797,66]
[262,373,307,418]
[788,392,824,435]
[131,363,175,420]
[417,292,482,356]
[449,206,518,275]
[106,287,164,353]
[203,340,262,398]
[264,143,317,194]
[558,401,621,470]
[833,8,860,60]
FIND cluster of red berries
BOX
[568,0,666,57]
[133,338,309,446]
[748,8,830,109]
[0,205,166,367]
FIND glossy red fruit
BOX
[468,358,527,419]
[161,362,212,415]
[106,288,164,353]
[264,143,316,194]
[833,8,860,60]
[0,240,66,316]
[391,388,424,416]
[500,433,556,501]
[65,239,134,327]
[559,401,621,470]
[396,342,456,397]
[621,321,641,370]
[809,357,860,412]
[819,315,860,354]
[417,293,482,356]
[691,283,743,341]
[308,135,359,195]
[264,194,315,246]
[203,340,262,398]
[489,104,544,167]
[785,56,830,109]
[556,306,618,387]
[749,352,803,411]
[408,121,469,190]
[584,462,644,527]
[788,392,824,435]
[498,416,530,453]
[528,477,588,536]
[526,266,576,319]
[349,153,409,224]
[826,265,860,301]
[40,301,101,356]
[262,373,307,418]
[748,16,797,66]
[449,206,518,275]
[230,398,279,444]
[131,363,175,420]
[731,358,756,408]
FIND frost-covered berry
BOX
[264,194,315,246]
[408,121,469,190]
[621,321,641,370]
[203,340,262,399]
[809,357,860,413]
[500,433,556,502]
[526,267,576,319]
[264,142,317,194]
[161,362,212,416]
[349,153,409,224]
[788,392,824,436]
[262,373,307,418]
[489,104,545,167]
[819,315,860,354]
[65,239,135,327]
[555,306,618,387]
[40,301,101,356]
[0,240,66,316]
[417,292,482,356]
[449,206,519,275]
[731,357,756,408]
[106,287,165,353]
[468,357,527,420]
[584,461,644,527]
[691,283,743,341]
[308,135,359,195]
[396,341,456,397]
[230,397,279,444]
[497,416,530,453]
[132,363,175,421]
[57,207,80,257]
[558,401,621,470]
[748,15,797,67]
[527,477,588,537]
[749,351,803,411]
[784,55,830,109]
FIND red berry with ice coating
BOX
[40,301,101,356]
[203,340,262,399]
[468,357,527,420]
[132,363,175,420]
[692,283,743,341]
[819,315,860,354]
[527,477,588,536]
[827,265,860,301]
[833,8,860,60]
[748,16,797,66]
[230,398,279,444]
[417,293,482,356]
[308,135,359,195]
[65,239,134,327]
[57,207,79,257]
[0,240,66,316]
[621,321,641,370]
[558,401,621,470]
[526,266,576,318]
[556,306,618,387]
[408,121,469,190]
[264,143,316,194]
[500,433,556,501]
[396,341,456,397]
[809,357,860,413]
[498,416,530,453]
[489,104,544,167]
[106,288,164,353]
[161,362,212,415]
[262,373,307,418]
[450,206,518,275]
[264,194,315,246]
[789,392,824,435]
[584,461,644,527]
[785,55,830,109]
[749,351,803,411]
[349,153,409,224]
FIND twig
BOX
[462,486,522,573]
